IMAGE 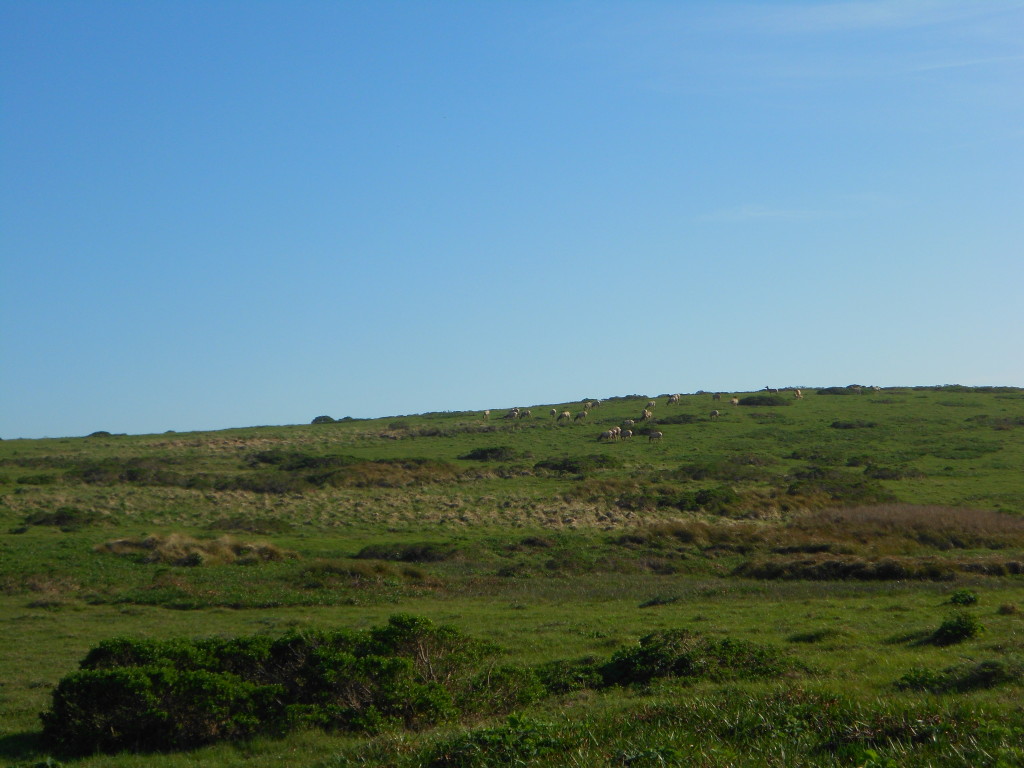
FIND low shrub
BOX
[947,589,978,606]
[425,715,564,768]
[24,507,105,531]
[897,659,1023,693]
[458,446,518,462]
[732,555,956,581]
[41,615,504,756]
[738,395,790,406]
[535,657,604,694]
[96,534,291,566]
[930,612,984,645]
[599,629,787,686]
[310,415,335,424]
[534,454,621,475]
[355,542,457,563]
[207,515,294,534]
[830,420,877,429]
[786,467,897,505]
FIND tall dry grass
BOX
[95,533,293,566]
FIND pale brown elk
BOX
[648,430,663,442]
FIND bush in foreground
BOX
[41,615,512,755]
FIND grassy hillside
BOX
[2,386,1023,767]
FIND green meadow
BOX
[2,385,1023,767]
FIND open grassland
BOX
[1,386,1023,766]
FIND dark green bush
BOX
[947,589,978,606]
[24,506,105,531]
[816,386,862,395]
[311,415,335,424]
[930,612,984,645]
[897,659,1022,693]
[355,542,457,563]
[600,630,786,686]
[535,657,604,694]
[426,715,564,768]
[534,454,621,475]
[458,665,545,714]
[458,446,518,461]
[41,615,501,756]
[738,395,790,406]
[786,467,897,505]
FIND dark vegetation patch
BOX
[816,386,864,395]
[966,414,1024,430]
[896,659,1024,693]
[567,479,740,515]
[534,454,621,475]
[40,616,787,757]
[787,628,846,644]
[830,420,877,429]
[927,612,985,645]
[862,464,923,480]
[425,715,563,768]
[599,629,790,686]
[55,453,466,493]
[206,515,294,534]
[297,559,430,588]
[458,446,519,462]
[613,505,1024,577]
[95,534,292,566]
[41,615,516,755]
[732,555,960,581]
[664,456,776,483]
[738,395,790,406]
[355,542,458,563]
[23,506,107,531]
[786,467,897,505]
[657,413,702,425]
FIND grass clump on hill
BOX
[95,533,292,566]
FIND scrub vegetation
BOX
[1,385,1023,766]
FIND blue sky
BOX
[2,1,1022,439]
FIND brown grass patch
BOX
[95,533,293,566]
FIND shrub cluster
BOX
[599,629,788,685]
[95,533,290,566]
[458,446,519,462]
[355,542,457,563]
[41,615,537,756]
[534,454,621,475]
[738,395,791,406]
[733,555,958,581]
[41,619,789,757]
[896,659,1021,693]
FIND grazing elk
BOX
[648,430,664,442]
[730,397,740,406]
[667,394,681,405]
[557,411,572,422]
[709,410,720,421]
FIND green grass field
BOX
[2,386,1023,766]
